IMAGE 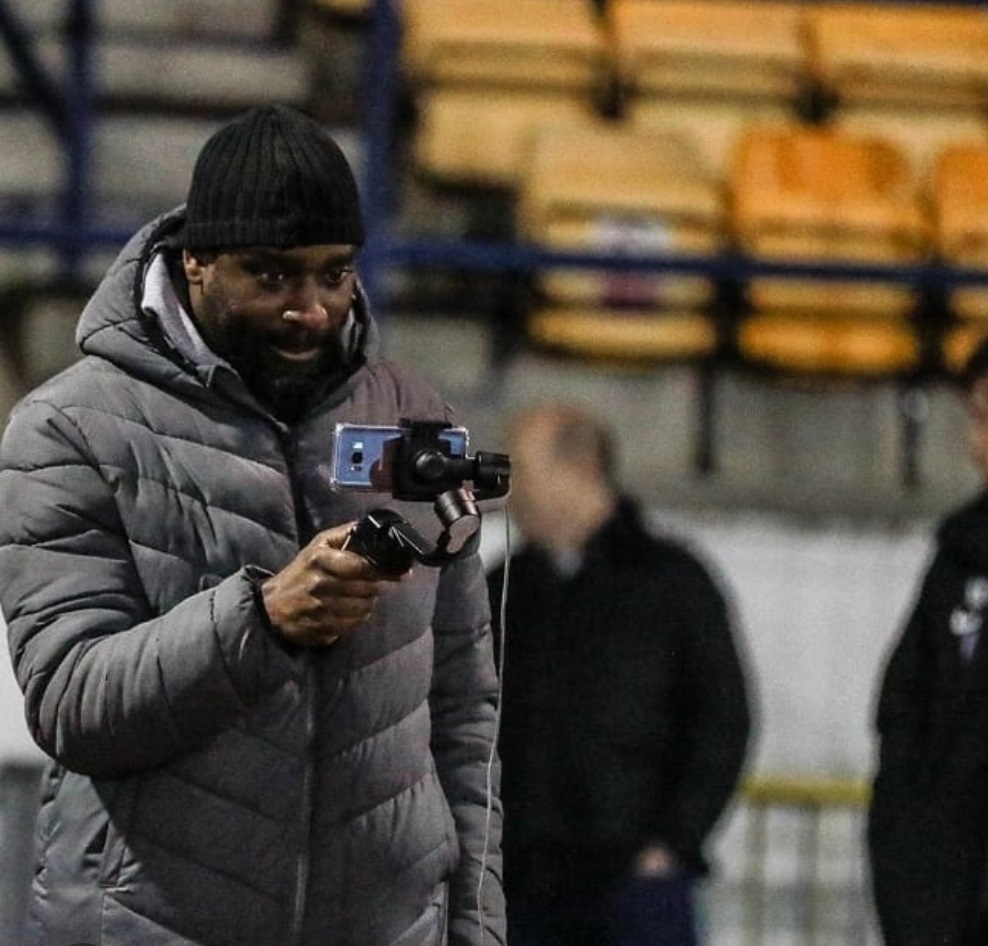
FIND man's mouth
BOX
[269,333,327,362]
[272,344,323,362]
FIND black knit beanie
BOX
[183,105,365,250]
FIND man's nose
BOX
[283,281,331,331]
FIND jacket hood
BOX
[938,489,988,571]
[75,207,381,391]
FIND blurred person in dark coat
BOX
[869,337,988,946]
[486,402,752,946]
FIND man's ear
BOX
[182,249,209,287]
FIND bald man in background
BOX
[487,402,752,946]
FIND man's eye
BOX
[256,270,289,288]
[323,266,354,287]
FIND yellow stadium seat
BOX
[942,322,988,378]
[807,4,988,110]
[729,124,928,376]
[516,121,726,363]
[732,124,927,318]
[401,0,607,188]
[526,308,718,363]
[738,312,919,377]
[518,122,722,237]
[834,105,988,184]
[519,121,724,310]
[628,99,796,183]
[401,0,606,90]
[930,143,988,333]
[412,88,600,188]
[608,0,807,102]
[931,143,988,284]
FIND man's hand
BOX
[259,523,405,646]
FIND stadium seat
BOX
[833,105,988,184]
[516,121,725,363]
[730,124,929,377]
[401,0,606,90]
[608,0,807,103]
[628,99,796,184]
[400,0,607,187]
[929,143,988,376]
[807,4,988,110]
[942,322,988,379]
[412,88,599,188]
[526,308,718,363]
[931,142,988,321]
[738,313,919,378]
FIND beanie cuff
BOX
[183,105,365,251]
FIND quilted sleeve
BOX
[0,397,298,777]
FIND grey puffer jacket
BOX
[0,211,505,946]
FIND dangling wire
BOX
[477,511,512,946]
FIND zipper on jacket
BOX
[289,658,318,946]
[278,428,318,946]
[280,430,315,549]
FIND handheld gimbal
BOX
[342,420,510,575]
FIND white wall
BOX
[676,510,930,778]
[0,634,43,763]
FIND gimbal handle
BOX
[344,488,481,576]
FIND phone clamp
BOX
[392,420,510,503]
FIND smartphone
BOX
[330,423,469,491]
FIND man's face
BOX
[507,415,580,543]
[183,243,358,412]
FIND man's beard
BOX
[246,362,325,421]
[195,295,346,422]
[230,338,346,422]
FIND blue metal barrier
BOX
[0,0,96,274]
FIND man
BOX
[868,338,988,946]
[0,105,505,946]
[486,402,751,946]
